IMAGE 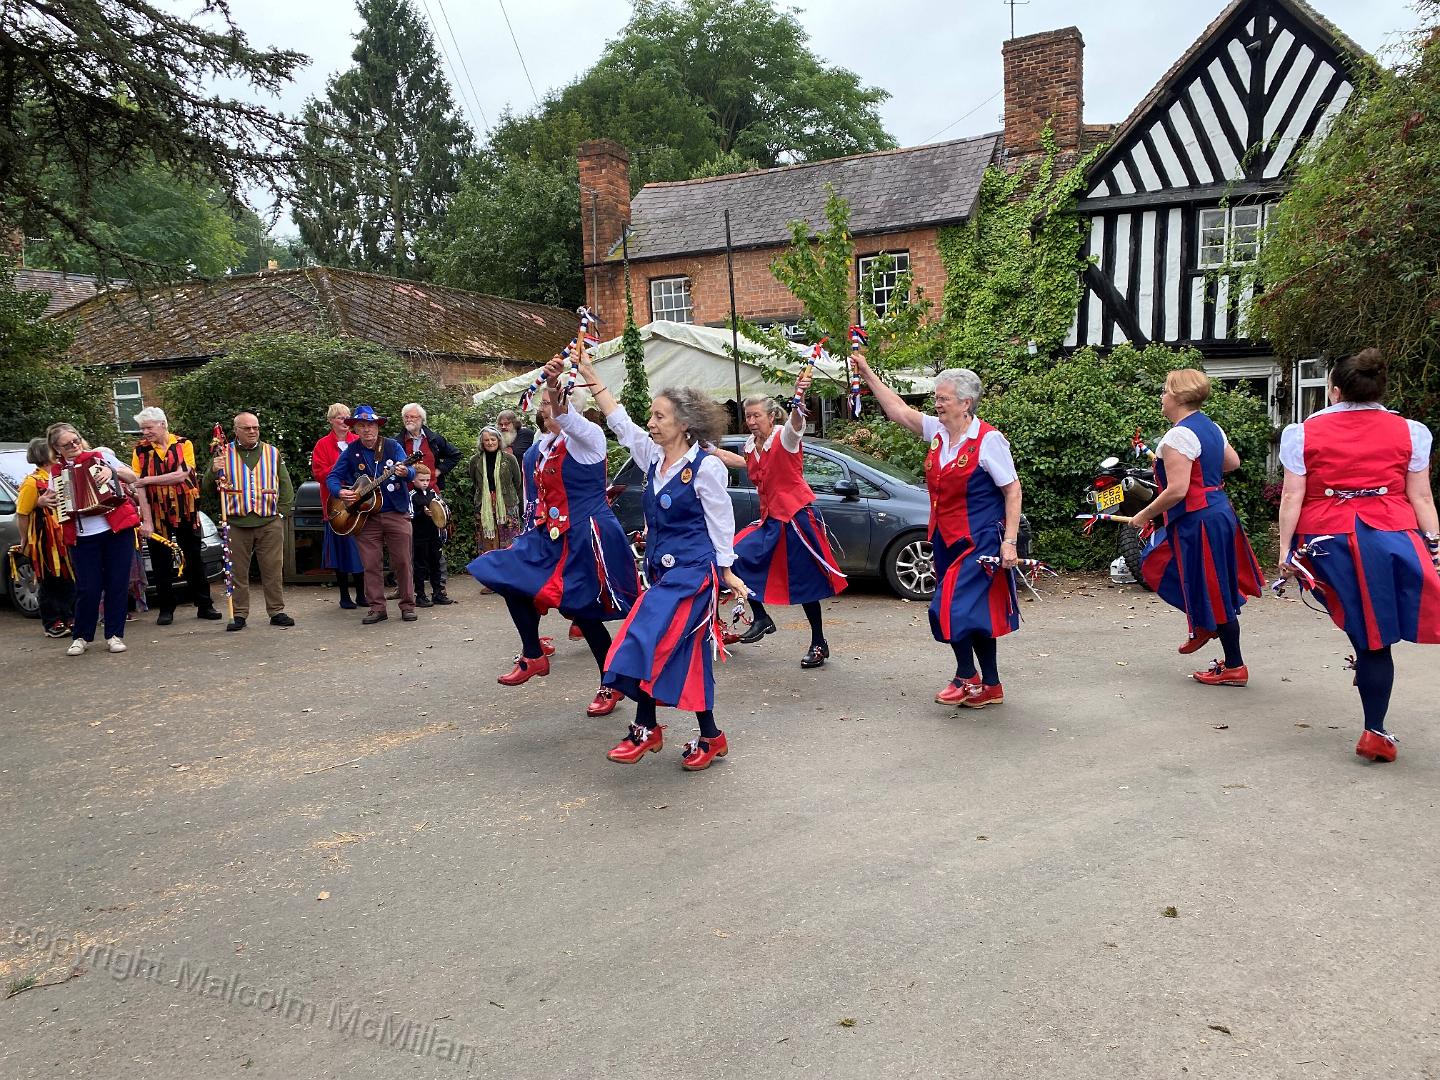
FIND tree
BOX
[231,208,313,273]
[0,260,120,445]
[1,0,306,284]
[1249,7,1438,437]
[292,0,473,278]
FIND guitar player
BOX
[326,405,419,625]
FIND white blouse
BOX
[1157,423,1229,462]
[606,406,736,566]
[920,416,1018,485]
[743,421,802,457]
[550,407,609,465]
[1279,402,1433,475]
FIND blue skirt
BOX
[732,506,847,606]
[604,563,719,712]
[929,531,1018,643]
[1298,522,1440,650]
[1141,507,1263,633]
[468,512,638,623]
[321,523,364,575]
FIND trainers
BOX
[66,639,88,656]
[607,723,665,764]
[1192,660,1248,687]
[106,636,127,653]
[269,613,294,627]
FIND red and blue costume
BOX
[1141,412,1264,635]
[311,431,364,577]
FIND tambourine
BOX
[426,495,450,530]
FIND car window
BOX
[802,451,847,494]
[835,444,921,485]
[854,475,885,498]
[613,458,645,486]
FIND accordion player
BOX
[52,453,130,523]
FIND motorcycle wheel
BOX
[1118,525,1152,591]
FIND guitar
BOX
[327,450,424,536]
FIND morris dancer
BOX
[1276,348,1440,763]
[706,382,847,668]
[14,437,74,638]
[311,404,366,609]
[574,350,745,770]
[467,357,639,717]
[1127,369,1263,686]
[852,352,1022,709]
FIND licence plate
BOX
[1095,485,1124,511]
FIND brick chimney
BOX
[1002,27,1084,161]
[577,139,631,313]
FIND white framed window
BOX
[113,378,144,432]
[1197,204,1268,268]
[1294,357,1329,422]
[649,277,694,323]
[857,251,910,321]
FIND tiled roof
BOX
[57,266,577,368]
[619,134,999,261]
[15,268,105,316]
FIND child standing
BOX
[409,465,452,607]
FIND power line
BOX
[433,0,489,132]
[417,0,485,134]
[496,0,541,107]
[922,88,1003,144]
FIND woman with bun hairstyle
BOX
[1277,348,1440,762]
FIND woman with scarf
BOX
[311,404,366,609]
[469,425,522,555]
[14,437,75,638]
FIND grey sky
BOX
[227,0,1419,218]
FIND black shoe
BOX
[226,616,247,632]
[44,621,69,639]
[801,641,829,669]
[338,594,357,610]
[738,615,776,645]
[361,611,388,625]
[156,611,174,626]
[197,606,223,621]
[401,611,418,622]
[354,594,369,607]
[432,592,455,605]
[415,594,433,608]
[270,613,295,627]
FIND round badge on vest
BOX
[680,467,693,484]
[549,506,560,519]
[659,493,672,510]
[549,526,560,540]
[661,553,675,568]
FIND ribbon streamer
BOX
[790,339,826,410]
[1270,534,1334,599]
[977,555,1059,578]
[1131,427,1156,461]
[847,325,866,419]
[209,423,235,599]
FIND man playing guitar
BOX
[326,405,419,625]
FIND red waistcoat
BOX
[1298,409,1418,533]
[747,433,815,523]
[925,420,1003,546]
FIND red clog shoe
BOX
[1192,660,1248,687]
[497,653,550,686]
[720,628,742,646]
[681,732,728,771]
[1355,728,1398,763]
[586,687,619,717]
[1178,629,1215,654]
[936,677,980,705]
[568,622,585,640]
[962,682,1005,709]
[607,723,664,764]
[540,636,556,656]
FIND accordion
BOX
[53,459,129,523]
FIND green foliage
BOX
[689,150,764,180]
[292,0,473,278]
[1249,10,1438,438]
[619,263,653,420]
[1,0,306,285]
[937,128,1099,384]
[231,208,313,273]
[0,260,119,445]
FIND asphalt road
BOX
[1,575,1437,1079]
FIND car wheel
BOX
[7,559,42,618]
[884,533,935,601]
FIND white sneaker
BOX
[66,639,88,656]
[106,636,127,653]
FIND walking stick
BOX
[209,423,236,623]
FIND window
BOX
[801,451,847,494]
[113,378,144,432]
[1294,357,1329,422]
[649,277,694,323]
[1197,205,1268,268]
[857,251,910,320]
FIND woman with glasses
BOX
[1126,369,1264,685]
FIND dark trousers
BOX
[72,527,135,641]
[413,530,444,595]
[39,575,75,627]
[149,515,211,613]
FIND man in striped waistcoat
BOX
[205,412,294,631]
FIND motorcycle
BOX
[1083,440,1159,589]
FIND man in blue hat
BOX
[326,406,418,625]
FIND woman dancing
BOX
[852,352,1022,708]
[1277,348,1440,762]
[467,356,640,717]
[706,385,847,667]
[1128,368,1264,686]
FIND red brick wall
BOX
[578,139,632,297]
[1003,27,1084,159]
[586,225,951,328]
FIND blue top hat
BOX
[345,405,386,426]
